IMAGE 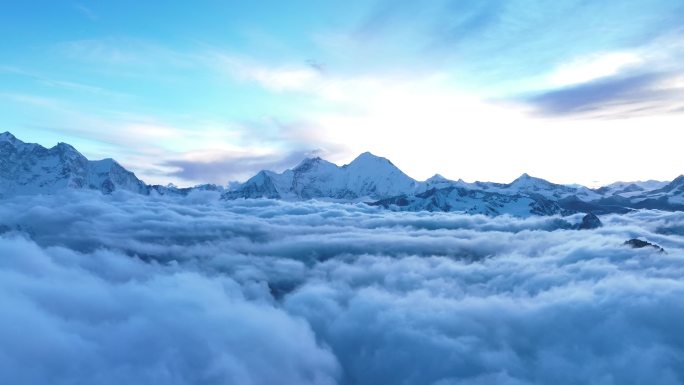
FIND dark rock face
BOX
[624,239,665,253]
[577,213,602,230]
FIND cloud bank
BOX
[1,191,683,384]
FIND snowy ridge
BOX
[223,152,419,201]
[370,186,570,216]
[0,132,147,197]
[2,132,683,216]
[0,132,220,198]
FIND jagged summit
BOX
[660,175,684,193]
[0,131,17,142]
[0,132,148,197]
[213,147,684,215]
[426,174,448,183]
[344,151,409,175]
[347,151,393,166]
[2,131,684,217]
[509,173,550,186]
[55,141,77,149]
[53,142,83,158]
[293,156,332,172]
[225,150,417,201]
[295,156,322,165]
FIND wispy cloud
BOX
[0,92,64,109]
[527,72,684,118]
[0,66,130,98]
[546,52,644,88]
[524,31,684,118]
[164,149,322,184]
[56,38,195,70]
[73,3,98,21]
[213,53,323,92]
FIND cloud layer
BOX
[1,191,684,384]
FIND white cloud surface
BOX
[547,51,643,87]
[1,191,683,384]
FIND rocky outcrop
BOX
[624,239,665,253]
[577,213,602,230]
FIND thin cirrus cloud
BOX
[523,33,684,118]
[0,191,683,384]
[527,71,684,118]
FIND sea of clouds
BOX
[1,190,683,385]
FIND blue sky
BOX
[2,1,684,186]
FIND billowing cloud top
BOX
[1,191,683,384]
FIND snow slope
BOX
[223,152,419,200]
[0,132,148,197]
[2,131,682,216]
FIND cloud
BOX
[211,53,320,92]
[547,52,644,88]
[56,38,194,68]
[0,233,339,385]
[334,0,684,86]
[34,33,684,186]
[1,192,684,384]
[163,149,321,184]
[527,71,684,118]
[73,4,98,21]
[525,30,684,118]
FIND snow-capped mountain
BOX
[367,172,602,216]
[148,183,225,197]
[370,186,569,217]
[0,132,228,198]
[498,173,601,201]
[373,172,684,216]
[223,152,420,200]
[594,180,669,198]
[423,174,472,190]
[220,154,621,216]
[2,131,683,217]
[624,175,684,208]
[0,132,148,197]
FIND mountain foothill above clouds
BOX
[2,131,683,217]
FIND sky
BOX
[1,0,684,187]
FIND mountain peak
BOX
[660,174,684,192]
[0,131,18,143]
[54,142,81,155]
[292,156,339,175]
[357,151,383,160]
[510,173,536,184]
[293,156,323,170]
[348,151,394,167]
[0,132,148,196]
[426,174,448,183]
[511,173,552,183]
[507,173,558,191]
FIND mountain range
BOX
[2,131,683,217]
